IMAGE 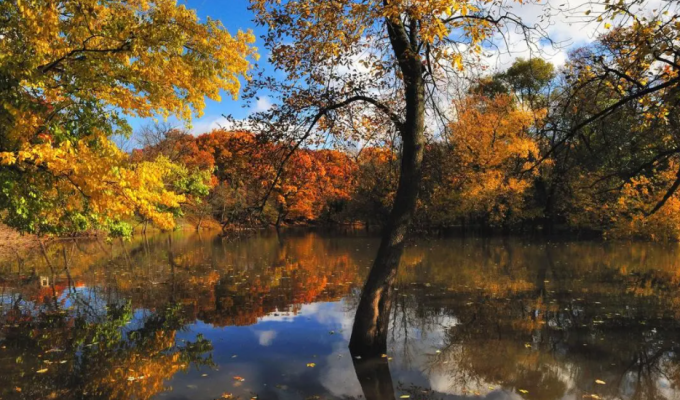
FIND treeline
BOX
[3,0,678,242]
[134,46,680,241]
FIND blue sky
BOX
[122,0,649,144]
[125,0,271,138]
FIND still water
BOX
[1,230,680,400]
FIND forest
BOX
[1,0,680,360]
[130,52,680,241]
[2,1,679,243]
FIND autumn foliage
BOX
[0,0,256,236]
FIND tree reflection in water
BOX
[2,232,680,399]
[0,299,212,400]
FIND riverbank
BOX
[0,224,38,262]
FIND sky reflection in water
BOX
[2,231,680,400]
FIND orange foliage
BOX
[442,94,546,224]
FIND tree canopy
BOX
[0,0,257,236]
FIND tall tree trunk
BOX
[349,17,425,357]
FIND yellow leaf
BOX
[36,368,48,373]
[595,379,606,385]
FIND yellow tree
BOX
[446,93,545,225]
[0,0,256,235]
[248,0,549,355]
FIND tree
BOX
[429,93,546,227]
[535,2,680,238]
[248,0,548,355]
[0,0,256,236]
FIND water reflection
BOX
[2,232,680,399]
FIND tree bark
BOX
[349,16,425,357]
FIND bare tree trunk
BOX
[349,17,425,357]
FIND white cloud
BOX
[319,341,363,398]
[253,329,277,346]
[187,115,231,135]
[254,96,273,112]
[187,96,274,136]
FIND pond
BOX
[1,230,680,400]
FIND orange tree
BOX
[421,93,546,228]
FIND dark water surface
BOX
[2,231,680,400]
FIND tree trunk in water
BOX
[349,17,425,357]
[352,356,396,400]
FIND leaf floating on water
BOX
[45,348,63,353]
[201,373,208,377]
[400,395,410,399]
[221,393,233,399]
[524,343,532,348]
[36,368,48,374]
[306,363,316,368]
[583,395,601,399]
[595,379,606,385]
[15,387,22,392]
[233,376,245,382]
[519,389,529,394]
